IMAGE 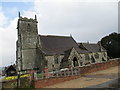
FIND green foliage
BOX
[37,73,43,78]
[101,32,120,58]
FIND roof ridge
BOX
[82,43,98,45]
[39,34,71,38]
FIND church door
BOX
[73,57,79,67]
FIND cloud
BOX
[0,5,18,67]
[22,10,37,18]
[5,7,18,17]
[0,17,18,67]
[34,0,119,3]
[0,7,8,27]
[33,1,118,42]
[1,0,119,2]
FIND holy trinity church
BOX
[16,14,108,72]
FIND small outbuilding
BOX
[5,64,17,76]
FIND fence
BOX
[35,67,80,80]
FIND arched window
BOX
[85,54,90,60]
[80,62,83,66]
[91,56,95,63]
[44,60,48,66]
[104,52,106,57]
[102,58,106,61]
[54,55,59,64]
[95,53,99,59]
[55,58,59,64]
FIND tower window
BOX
[27,24,31,31]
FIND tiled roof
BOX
[5,65,16,72]
[39,35,90,55]
[78,43,105,53]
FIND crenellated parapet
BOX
[19,17,38,23]
[18,12,38,23]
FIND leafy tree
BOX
[101,32,120,58]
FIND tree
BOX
[101,32,120,58]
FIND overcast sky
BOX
[0,0,119,67]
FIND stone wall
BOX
[45,56,54,71]
[79,59,119,75]
[22,49,37,70]
[45,55,64,71]
[34,59,120,88]
[34,75,80,88]
[36,48,45,72]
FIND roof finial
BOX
[18,11,20,18]
[35,15,37,20]
[70,34,72,37]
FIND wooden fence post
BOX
[72,68,73,76]
[61,71,62,77]
[56,70,58,78]
[64,70,66,77]
[78,67,80,75]
[75,69,77,75]
[68,70,70,76]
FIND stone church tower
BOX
[16,13,39,71]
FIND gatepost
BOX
[44,67,49,78]
[30,70,36,86]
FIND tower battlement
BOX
[18,12,38,23]
[19,17,38,23]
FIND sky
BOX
[0,0,119,67]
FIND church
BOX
[16,14,108,72]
